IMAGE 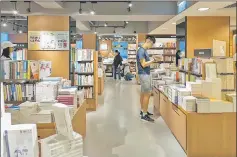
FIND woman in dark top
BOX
[176,50,181,67]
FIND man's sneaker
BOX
[141,114,155,122]
[140,111,153,116]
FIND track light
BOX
[19,30,23,34]
[127,7,131,12]
[79,2,82,14]
[128,2,132,7]
[125,21,129,24]
[113,28,116,34]
[90,2,96,15]
[104,22,107,27]
[26,1,31,13]
[13,2,18,14]
[90,10,95,15]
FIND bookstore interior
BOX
[0,1,237,157]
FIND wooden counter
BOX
[153,87,236,157]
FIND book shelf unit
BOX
[3,79,38,105]
[71,49,98,111]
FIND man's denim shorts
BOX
[139,74,152,93]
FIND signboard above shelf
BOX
[28,31,69,51]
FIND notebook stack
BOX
[186,82,202,96]
[201,78,222,100]
[177,88,191,106]
[58,88,78,109]
[182,96,196,112]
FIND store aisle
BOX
[84,79,186,157]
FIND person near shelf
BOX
[123,63,134,81]
[176,50,181,67]
[137,35,161,122]
[0,41,16,80]
[113,50,123,80]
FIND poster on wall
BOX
[28,31,69,50]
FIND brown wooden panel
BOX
[137,33,147,43]
[27,51,69,79]
[83,34,96,49]
[187,16,230,58]
[9,33,27,43]
[99,40,112,57]
[28,16,69,31]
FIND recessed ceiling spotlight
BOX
[94,31,97,34]
[172,22,176,25]
[19,30,23,34]
[198,8,209,11]
[128,2,132,7]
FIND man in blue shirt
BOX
[137,36,159,122]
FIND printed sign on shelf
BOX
[28,31,69,50]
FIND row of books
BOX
[74,62,93,73]
[71,49,94,61]
[74,75,94,86]
[3,83,36,102]
[82,87,93,99]
[10,49,27,61]
[2,60,51,80]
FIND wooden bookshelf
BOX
[71,50,98,111]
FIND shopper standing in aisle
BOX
[113,50,123,80]
[137,36,160,122]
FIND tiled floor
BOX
[84,79,186,157]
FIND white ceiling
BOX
[149,1,236,34]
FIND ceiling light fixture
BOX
[125,21,129,24]
[104,22,107,27]
[13,2,18,14]
[90,2,96,15]
[128,2,132,7]
[94,27,97,34]
[198,7,209,11]
[79,2,82,14]
[19,30,23,34]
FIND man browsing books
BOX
[137,36,161,122]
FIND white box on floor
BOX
[5,124,38,157]
[52,103,73,140]
[209,99,233,113]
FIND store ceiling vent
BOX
[34,1,63,9]
[224,3,236,8]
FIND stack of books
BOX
[186,82,202,96]
[36,81,59,102]
[196,97,210,113]
[177,88,191,106]
[182,96,196,112]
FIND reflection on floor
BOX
[84,79,186,157]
